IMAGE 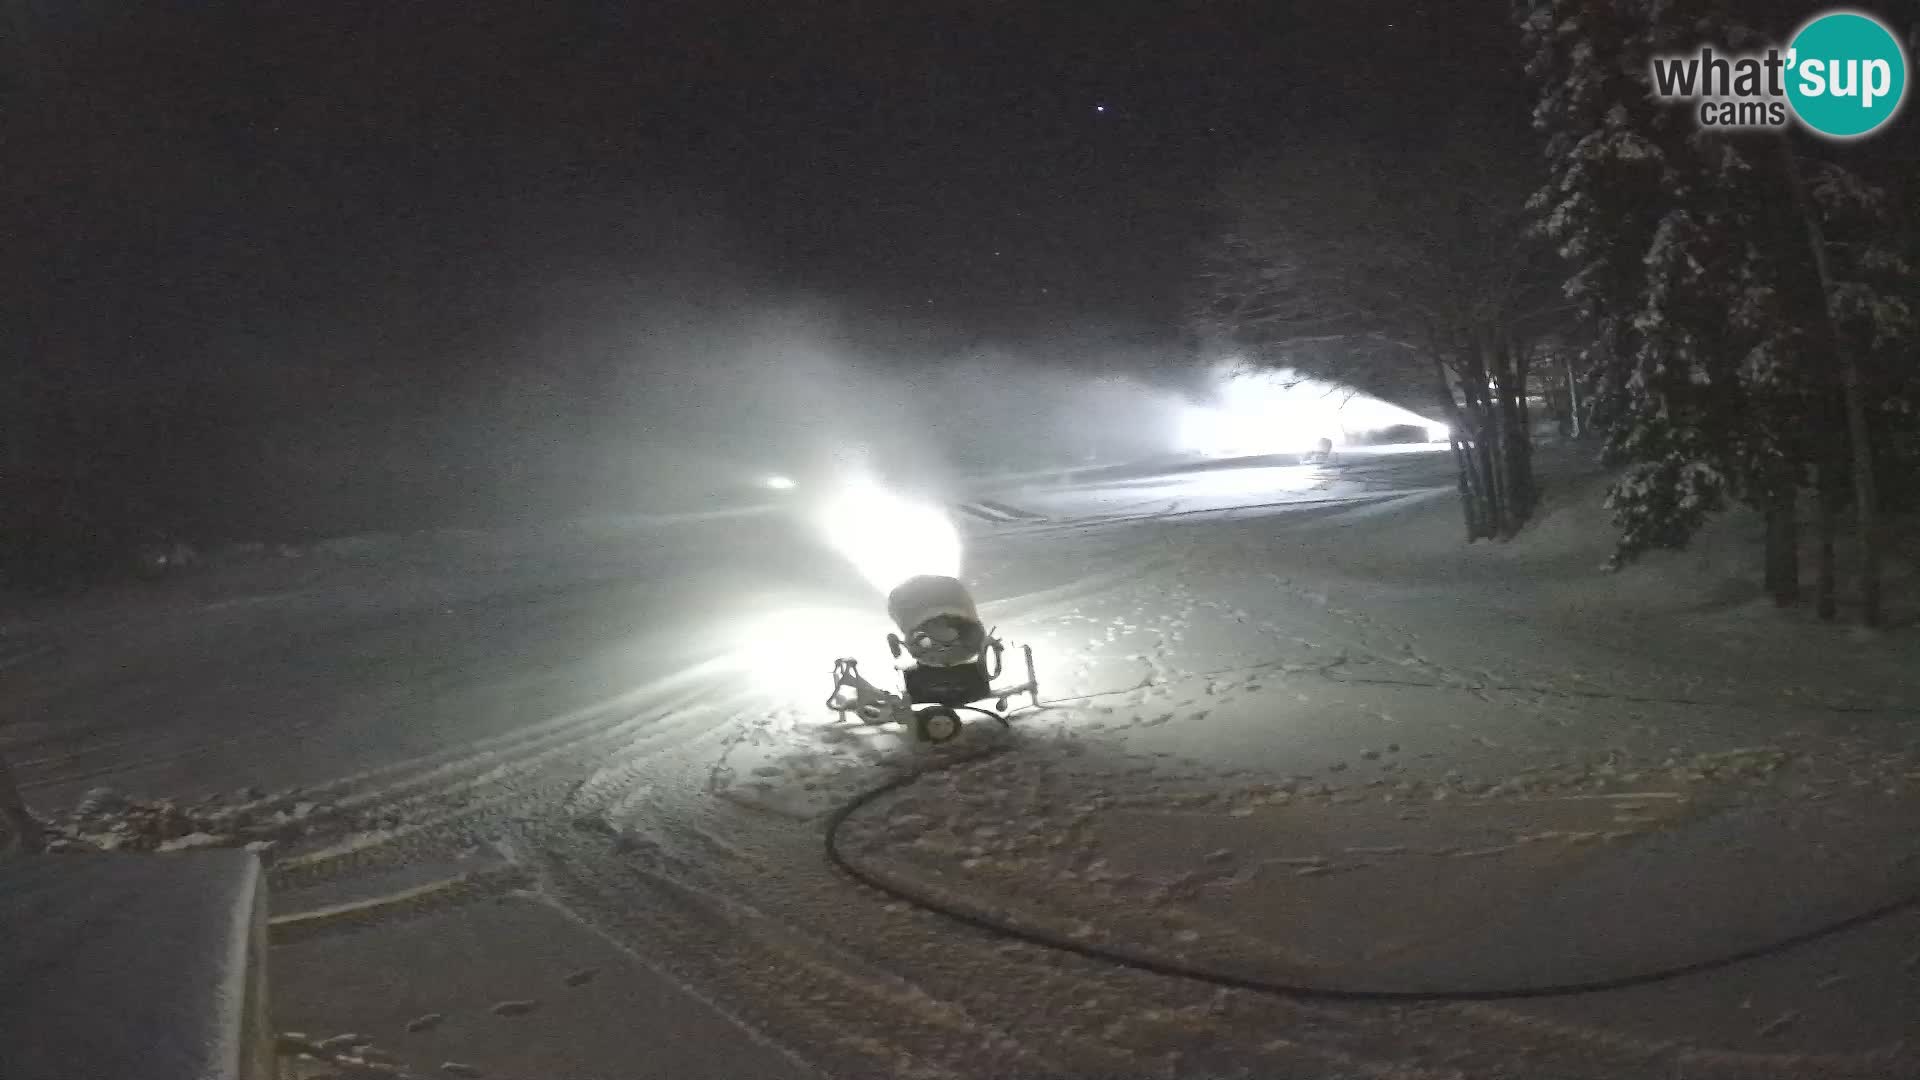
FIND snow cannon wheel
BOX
[913,706,962,744]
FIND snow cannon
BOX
[886,574,987,667]
[825,574,1040,744]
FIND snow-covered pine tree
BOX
[1798,156,1920,622]
[1519,0,1845,603]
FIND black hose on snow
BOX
[824,738,1920,1003]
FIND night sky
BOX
[8,1,1507,353]
[3,0,1519,544]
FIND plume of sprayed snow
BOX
[586,299,1197,511]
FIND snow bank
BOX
[37,784,359,860]
[1280,449,1914,625]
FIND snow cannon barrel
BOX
[886,574,987,668]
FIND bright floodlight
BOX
[732,603,890,699]
[763,474,798,490]
[1176,366,1450,456]
[816,474,962,594]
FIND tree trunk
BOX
[1482,407,1510,537]
[1838,316,1883,624]
[1460,423,1498,542]
[1452,437,1486,539]
[0,753,40,855]
[1480,340,1536,540]
[1459,332,1508,541]
[1781,137,1882,627]
[1565,352,1582,440]
[1763,479,1800,608]
[1482,355,1515,537]
[1503,333,1536,522]
[1816,459,1840,621]
[1433,357,1492,541]
[1473,409,1503,538]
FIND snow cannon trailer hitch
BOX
[825,574,1039,744]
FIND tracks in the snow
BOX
[252,544,1917,1079]
[263,665,741,930]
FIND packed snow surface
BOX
[6,447,1919,1079]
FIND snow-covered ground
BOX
[962,446,1445,528]
[7,447,1920,1079]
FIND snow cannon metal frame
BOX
[825,574,1039,744]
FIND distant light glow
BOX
[816,473,962,594]
[1176,366,1450,457]
[763,474,798,490]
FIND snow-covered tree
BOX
[1192,120,1564,541]
[1520,0,1918,620]
[1797,156,1919,621]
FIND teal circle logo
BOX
[1786,11,1909,138]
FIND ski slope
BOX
[7,448,1920,1079]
